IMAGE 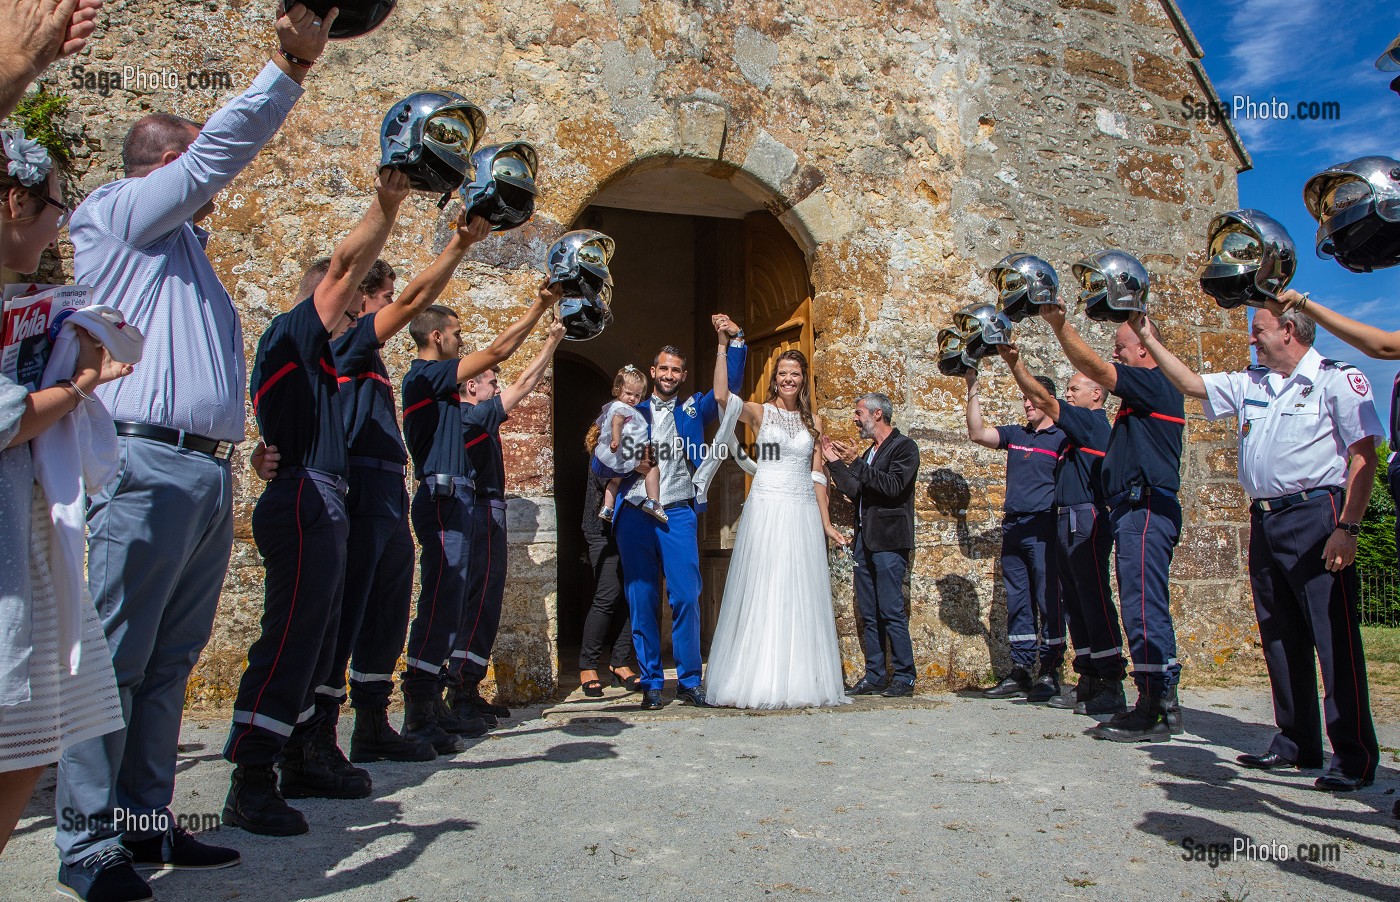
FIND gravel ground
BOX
[3,685,1398,901]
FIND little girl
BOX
[588,365,668,524]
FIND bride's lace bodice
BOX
[748,403,816,502]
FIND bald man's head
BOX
[1066,372,1104,409]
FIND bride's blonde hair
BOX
[764,349,818,438]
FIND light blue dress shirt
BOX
[73,61,304,442]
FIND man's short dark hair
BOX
[361,259,396,294]
[1033,375,1056,397]
[409,305,458,348]
[653,345,687,368]
[298,257,332,300]
[122,113,201,176]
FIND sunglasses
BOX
[33,189,70,228]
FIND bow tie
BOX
[652,397,676,412]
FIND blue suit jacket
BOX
[616,343,747,515]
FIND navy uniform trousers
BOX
[225,473,348,766]
[1056,503,1124,680]
[450,499,508,682]
[1108,491,1181,696]
[1000,511,1064,672]
[318,465,415,713]
[1250,490,1378,780]
[404,478,474,689]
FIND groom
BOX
[614,314,747,709]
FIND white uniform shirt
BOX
[1200,347,1383,500]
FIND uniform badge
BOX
[1300,385,1314,398]
[1241,420,1251,438]
[1348,372,1370,396]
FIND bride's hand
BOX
[824,524,849,547]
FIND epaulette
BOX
[1320,358,1357,371]
[1246,364,1269,372]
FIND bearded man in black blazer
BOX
[822,393,921,697]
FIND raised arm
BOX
[312,168,410,331]
[997,343,1061,421]
[0,0,103,120]
[456,279,561,383]
[711,313,761,428]
[1270,290,1400,360]
[1130,312,1206,400]
[1040,303,1117,392]
[99,4,331,247]
[374,213,492,342]
[963,369,1001,449]
[499,320,566,413]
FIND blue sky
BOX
[1176,0,1400,419]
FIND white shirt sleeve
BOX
[1325,368,1384,450]
[1199,371,1248,421]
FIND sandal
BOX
[582,678,605,698]
[609,668,642,692]
[640,499,669,524]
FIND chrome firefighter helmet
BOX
[300,0,396,39]
[1071,250,1149,322]
[380,92,486,199]
[936,327,977,377]
[988,253,1059,322]
[952,303,1013,360]
[1198,209,1296,309]
[1377,30,1400,70]
[1303,156,1400,273]
[546,229,615,297]
[461,142,538,232]
[558,283,614,341]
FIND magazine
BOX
[1,283,93,391]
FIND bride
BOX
[703,316,851,709]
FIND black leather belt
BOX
[348,456,406,475]
[1251,486,1340,513]
[114,421,234,460]
[276,467,348,495]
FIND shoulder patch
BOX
[1347,372,1371,396]
[1320,358,1357,371]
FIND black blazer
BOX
[827,429,920,553]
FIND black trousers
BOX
[1057,504,1124,680]
[321,467,415,710]
[579,528,634,671]
[1250,490,1378,780]
[405,481,473,689]
[451,500,508,681]
[225,475,348,766]
[853,532,916,684]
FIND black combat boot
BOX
[1089,688,1170,742]
[1162,685,1185,735]
[1048,672,1093,710]
[1027,667,1061,703]
[1076,675,1129,716]
[222,764,308,836]
[350,703,437,763]
[313,704,374,782]
[447,680,496,729]
[981,667,1033,699]
[402,682,468,755]
[278,736,372,799]
[432,684,488,737]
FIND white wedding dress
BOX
[704,403,851,709]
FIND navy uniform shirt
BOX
[1102,363,1185,499]
[995,423,1066,514]
[462,396,509,500]
[250,295,347,476]
[402,358,464,481]
[332,310,408,466]
[1053,402,1111,507]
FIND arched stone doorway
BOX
[551,160,813,689]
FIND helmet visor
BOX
[1378,32,1400,71]
[937,328,968,357]
[994,267,1026,299]
[491,149,537,190]
[423,110,480,153]
[1320,178,1374,221]
[1207,222,1263,268]
[1078,268,1108,309]
[578,242,613,267]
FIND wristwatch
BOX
[1336,521,1361,537]
[728,328,745,347]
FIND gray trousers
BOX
[55,437,233,863]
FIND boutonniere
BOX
[682,398,697,417]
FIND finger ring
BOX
[313,19,322,26]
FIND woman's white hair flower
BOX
[1,129,53,188]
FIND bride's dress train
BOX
[703,402,850,709]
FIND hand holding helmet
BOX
[276,2,336,64]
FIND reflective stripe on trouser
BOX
[319,468,415,709]
[450,500,508,680]
[56,438,233,862]
[852,532,916,685]
[1109,493,1181,695]
[1250,492,1378,780]
[1000,511,1063,671]
[1057,504,1125,680]
[614,503,703,691]
[225,476,349,766]
[404,482,473,688]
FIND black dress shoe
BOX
[881,680,914,698]
[846,679,884,696]
[125,825,241,870]
[981,667,1032,699]
[676,686,712,707]
[640,689,665,710]
[1237,751,1320,771]
[1314,771,1374,792]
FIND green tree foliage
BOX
[1358,441,1399,625]
[6,89,72,168]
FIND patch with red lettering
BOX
[1348,372,1370,396]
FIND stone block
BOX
[677,100,728,159]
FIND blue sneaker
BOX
[57,845,154,902]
